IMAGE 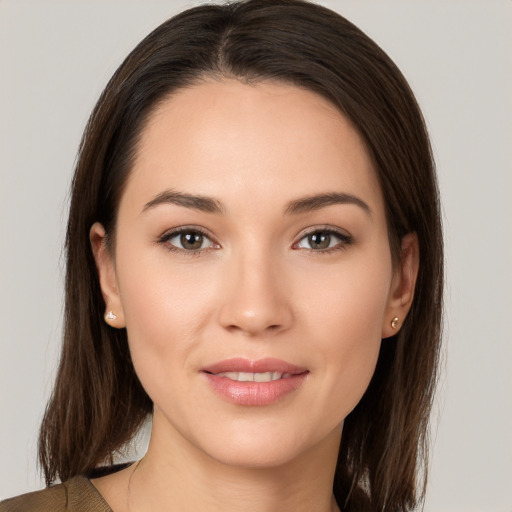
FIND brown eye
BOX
[295,229,352,252]
[166,230,213,251]
[307,232,331,250]
[180,232,204,250]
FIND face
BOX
[92,80,416,470]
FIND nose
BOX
[218,249,293,337]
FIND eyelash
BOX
[157,226,353,255]
[157,227,218,256]
[293,227,353,254]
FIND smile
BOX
[214,371,293,382]
[202,358,308,406]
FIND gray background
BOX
[0,1,511,510]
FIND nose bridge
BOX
[218,241,292,336]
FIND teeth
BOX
[216,371,285,382]
[220,372,240,380]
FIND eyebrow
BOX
[142,190,224,214]
[284,192,372,216]
[142,189,371,217]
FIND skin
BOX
[90,79,418,512]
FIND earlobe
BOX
[382,232,419,339]
[90,222,126,328]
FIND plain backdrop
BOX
[0,1,511,510]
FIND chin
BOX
[189,418,340,471]
[204,441,307,470]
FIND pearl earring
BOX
[391,317,399,329]
[105,310,117,322]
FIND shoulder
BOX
[0,477,112,512]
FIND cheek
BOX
[303,249,392,340]
[114,247,220,392]
[301,253,392,412]
[117,230,216,323]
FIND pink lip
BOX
[202,357,307,375]
[201,358,309,406]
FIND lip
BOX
[201,358,309,406]
[202,357,307,375]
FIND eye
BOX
[294,229,352,252]
[159,228,218,252]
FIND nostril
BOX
[224,322,283,335]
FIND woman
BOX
[0,0,443,511]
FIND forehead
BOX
[123,79,384,216]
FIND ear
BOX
[90,222,126,328]
[382,232,419,339]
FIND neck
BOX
[128,413,342,512]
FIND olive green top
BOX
[0,477,112,512]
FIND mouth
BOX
[210,371,295,382]
[201,358,309,406]
[202,357,307,375]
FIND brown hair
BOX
[38,1,443,510]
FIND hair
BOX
[38,1,443,511]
